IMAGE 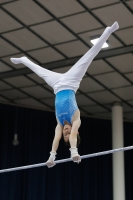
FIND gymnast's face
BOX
[63,124,72,142]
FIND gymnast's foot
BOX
[10,56,27,64]
[109,21,119,33]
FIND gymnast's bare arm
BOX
[46,122,63,168]
[70,113,81,148]
[69,110,81,163]
[51,123,63,152]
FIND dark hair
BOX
[64,134,81,148]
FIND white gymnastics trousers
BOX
[11,22,119,94]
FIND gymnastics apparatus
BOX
[0,146,133,173]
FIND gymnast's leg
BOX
[64,22,119,80]
[10,22,119,92]
[10,57,62,88]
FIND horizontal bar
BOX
[0,146,133,173]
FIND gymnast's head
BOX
[62,124,81,147]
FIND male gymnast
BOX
[10,21,119,168]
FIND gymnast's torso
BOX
[55,90,79,126]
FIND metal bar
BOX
[0,145,133,173]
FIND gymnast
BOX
[10,21,119,168]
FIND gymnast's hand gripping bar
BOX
[0,145,133,173]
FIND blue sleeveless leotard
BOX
[55,90,78,126]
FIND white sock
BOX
[10,56,27,64]
[109,21,119,33]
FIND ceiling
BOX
[0,0,133,121]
